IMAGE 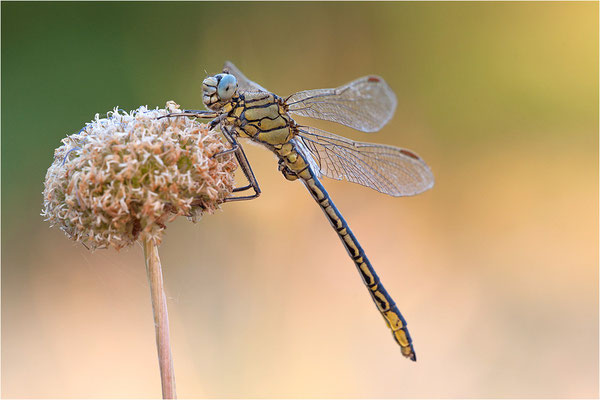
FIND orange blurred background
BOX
[2,2,597,398]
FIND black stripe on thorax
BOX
[248,122,290,133]
[242,113,285,123]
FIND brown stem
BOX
[143,237,177,399]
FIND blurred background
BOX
[2,2,597,398]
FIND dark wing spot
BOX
[400,149,420,160]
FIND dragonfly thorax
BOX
[202,73,238,111]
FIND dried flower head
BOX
[42,102,236,250]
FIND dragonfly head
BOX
[202,73,238,110]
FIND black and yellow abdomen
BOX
[284,143,418,361]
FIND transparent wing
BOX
[223,61,269,93]
[296,126,434,197]
[286,76,397,133]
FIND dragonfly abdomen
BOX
[288,146,417,361]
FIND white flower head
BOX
[42,102,236,250]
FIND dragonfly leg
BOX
[220,126,261,202]
[213,141,239,158]
[208,115,227,130]
[232,184,253,193]
[158,110,219,120]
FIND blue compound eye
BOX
[217,74,237,101]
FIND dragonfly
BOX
[162,61,434,361]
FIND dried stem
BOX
[143,237,177,399]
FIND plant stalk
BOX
[143,237,177,399]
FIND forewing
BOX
[296,126,434,197]
[287,76,397,133]
[223,61,269,93]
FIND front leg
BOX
[158,110,219,120]
[208,114,226,131]
[159,109,226,134]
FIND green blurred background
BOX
[2,1,598,398]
